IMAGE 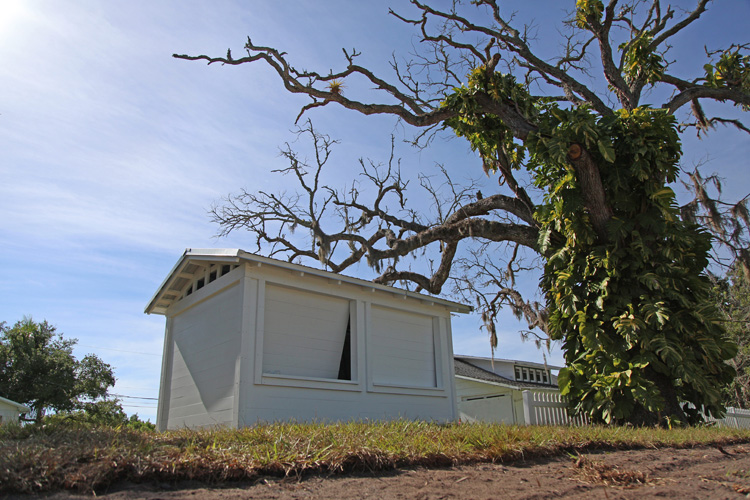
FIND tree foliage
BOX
[530,106,735,424]
[713,265,750,409]
[0,318,116,423]
[43,399,156,431]
[175,1,749,425]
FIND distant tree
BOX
[0,318,115,423]
[713,265,750,408]
[176,1,748,425]
[43,399,156,431]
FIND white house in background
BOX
[146,249,472,431]
[454,355,562,425]
[0,395,30,425]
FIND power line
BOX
[112,393,158,401]
[76,344,160,356]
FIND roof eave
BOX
[456,375,560,392]
[144,249,242,315]
[146,249,473,316]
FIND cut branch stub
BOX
[567,143,583,160]
[567,143,613,241]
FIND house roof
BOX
[146,249,473,315]
[454,358,558,391]
[454,354,563,371]
[0,395,31,413]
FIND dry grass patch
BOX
[570,453,650,487]
[2,420,750,495]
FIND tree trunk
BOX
[568,144,613,241]
[629,368,687,426]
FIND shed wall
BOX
[165,282,242,429]
[238,387,453,424]
[242,263,457,423]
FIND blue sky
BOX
[1,1,748,422]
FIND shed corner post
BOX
[522,390,535,426]
[443,315,459,422]
[156,316,174,432]
[234,264,258,429]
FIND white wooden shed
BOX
[146,249,471,430]
[0,395,30,425]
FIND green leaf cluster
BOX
[621,35,665,85]
[530,107,736,424]
[704,48,750,110]
[442,67,538,172]
[575,0,604,29]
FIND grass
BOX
[2,420,750,494]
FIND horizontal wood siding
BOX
[455,377,511,399]
[262,284,349,380]
[167,283,242,429]
[239,385,453,425]
[455,378,516,424]
[370,305,436,388]
[0,408,21,424]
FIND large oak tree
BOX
[175,1,749,425]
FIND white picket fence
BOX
[521,390,590,426]
[522,389,750,428]
[705,407,750,429]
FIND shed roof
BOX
[0,395,31,413]
[146,249,473,315]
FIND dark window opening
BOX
[196,278,205,290]
[221,264,231,276]
[337,317,352,381]
[186,286,193,296]
[209,270,217,283]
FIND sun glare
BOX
[0,0,27,38]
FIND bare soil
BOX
[11,443,750,500]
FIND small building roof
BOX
[146,249,473,316]
[454,358,559,391]
[0,395,31,413]
[454,354,563,371]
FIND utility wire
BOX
[76,344,160,356]
[111,394,158,401]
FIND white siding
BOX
[370,305,436,388]
[239,386,451,425]
[455,378,517,424]
[262,284,350,380]
[0,407,20,425]
[166,282,242,429]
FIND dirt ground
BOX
[11,443,750,500]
